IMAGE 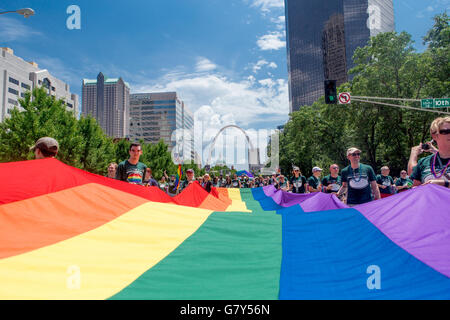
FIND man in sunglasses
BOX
[322,164,342,194]
[337,147,380,206]
[410,117,450,188]
[395,170,413,193]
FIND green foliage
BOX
[276,14,449,178]
[77,115,115,175]
[0,87,177,177]
[141,140,177,180]
[0,87,82,165]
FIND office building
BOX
[82,72,130,138]
[0,47,79,121]
[129,92,194,162]
[285,0,394,112]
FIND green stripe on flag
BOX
[109,211,282,300]
[239,189,270,213]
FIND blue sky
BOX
[1,0,449,136]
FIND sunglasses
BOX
[439,129,450,135]
[331,166,339,169]
[350,153,361,157]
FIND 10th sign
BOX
[338,92,351,104]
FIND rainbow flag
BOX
[175,164,183,191]
[0,159,449,299]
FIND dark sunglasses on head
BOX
[439,129,450,135]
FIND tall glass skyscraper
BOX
[129,92,195,162]
[285,0,394,112]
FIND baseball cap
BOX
[312,166,323,172]
[30,137,59,153]
[293,166,300,171]
[346,147,361,156]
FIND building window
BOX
[8,88,19,95]
[9,77,19,85]
[21,83,30,90]
[8,98,18,106]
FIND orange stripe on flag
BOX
[0,183,148,259]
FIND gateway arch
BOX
[206,125,261,171]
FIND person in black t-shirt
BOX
[289,166,308,194]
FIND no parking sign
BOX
[338,92,351,104]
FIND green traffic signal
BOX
[324,80,337,104]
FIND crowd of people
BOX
[32,116,450,206]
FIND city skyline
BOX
[285,0,395,112]
[1,0,448,132]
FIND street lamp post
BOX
[0,8,35,18]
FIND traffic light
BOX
[324,80,337,104]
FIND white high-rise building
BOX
[0,47,79,121]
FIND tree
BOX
[422,12,450,99]
[276,16,449,177]
[77,116,115,175]
[0,87,82,165]
[141,139,177,180]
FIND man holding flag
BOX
[179,168,196,193]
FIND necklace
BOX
[431,153,450,179]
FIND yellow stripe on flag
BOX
[226,188,251,212]
[0,202,213,300]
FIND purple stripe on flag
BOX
[263,185,348,211]
[355,184,450,278]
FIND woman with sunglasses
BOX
[410,117,450,188]
[289,166,308,193]
[337,147,380,206]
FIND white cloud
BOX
[256,31,286,50]
[250,0,285,12]
[252,59,268,73]
[0,16,43,41]
[270,15,285,25]
[251,60,277,73]
[135,72,289,129]
[133,64,288,169]
[195,57,217,72]
[258,78,275,87]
